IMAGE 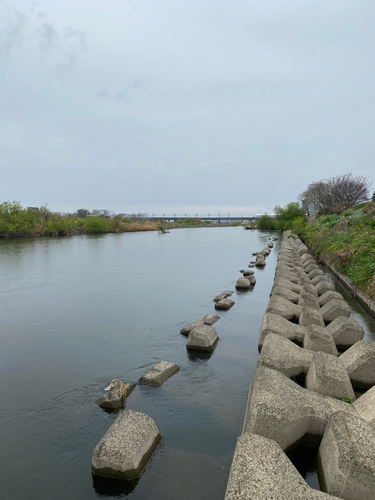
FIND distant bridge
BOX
[139,214,274,222]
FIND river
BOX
[1,227,374,499]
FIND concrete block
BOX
[180,319,204,336]
[308,269,324,280]
[305,352,355,401]
[258,313,306,350]
[202,314,220,326]
[92,410,161,480]
[325,317,365,350]
[225,433,334,500]
[272,285,300,304]
[215,298,234,310]
[267,296,302,321]
[258,333,313,378]
[303,325,338,356]
[299,307,325,327]
[186,324,218,351]
[320,299,351,323]
[272,277,302,294]
[340,340,375,389]
[318,411,375,500]
[235,277,251,290]
[318,290,345,307]
[95,381,136,409]
[315,280,335,296]
[353,385,375,430]
[242,365,357,452]
[298,291,320,310]
[139,361,179,386]
[213,291,233,302]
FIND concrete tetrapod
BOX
[303,325,338,356]
[258,313,306,350]
[225,433,337,500]
[266,295,302,321]
[92,410,161,480]
[258,333,313,378]
[340,340,375,389]
[139,361,180,386]
[324,317,365,350]
[271,285,300,304]
[305,352,355,401]
[242,365,357,452]
[353,385,375,430]
[319,299,351,323]
[318,411,375,500]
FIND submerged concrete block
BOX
[266,296,302,321]
[244,274,256,285]
[320,299,351,323]
[225,433,334,500]
[186,324,218,351]
[305,352,355,401]
[318,412,375,500]
[258,333,313,378]
[180,319,204,336]
[202,313,220,326]
[95,380,137,409]
[243,269,254,276]
[213,291,233,302]
[303,325,338,356]
[235,277,251,290]
[242,365,356,452]
[92,410,161,480]
[340,340,375,389]
[258,313,306,350]
[215,298,234,310]
[139,361,179,386]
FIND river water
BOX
[1,228,375,499]
[0,227,281,500]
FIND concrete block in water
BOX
[305,352,355,401]
[95,380,136,409]
[213,291,233,302]
[202,313,220,326]
[235,278,251,290]
[92,410,161,480]
[318,412,375,500]
[340,340,375,389]
[215,298,234,310]
[180,319,204,336]
[139,361,179,386]
[186,324,218,351]
[225,433,335,500]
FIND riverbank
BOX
[225,231,375,499]
[300,202,375,300]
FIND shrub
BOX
[83,216,109,233]
[292,217,306,235]
[47,216,75,236]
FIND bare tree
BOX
[299,173,371,215]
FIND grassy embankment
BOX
[300,202,375,299]
[0,202,245,238]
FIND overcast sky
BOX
[1,0,374,215]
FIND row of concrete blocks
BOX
[91,238,276,481]
[225,232,375,500]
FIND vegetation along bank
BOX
[256,173,375,301]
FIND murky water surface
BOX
[2,229,375,499]
[0,228,281,500]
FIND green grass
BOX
[302,205,375,298]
